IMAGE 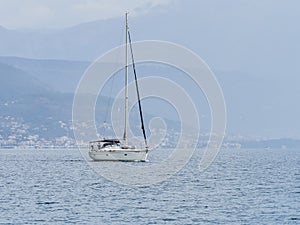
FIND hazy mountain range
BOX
[0,5,299,146]
[0,55,299,142]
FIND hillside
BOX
[0,62,73,143]
[0,62,50,99]
[0,60,182,146]
[0,56,89,93]
[0,55,300,147]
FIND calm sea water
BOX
[0,148,299,224]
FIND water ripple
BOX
[0,148,299,224]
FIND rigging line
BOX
[127,30,148,148]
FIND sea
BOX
[0,148,299,224]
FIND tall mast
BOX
[123,12,129,145]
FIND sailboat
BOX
[88,12,149,162]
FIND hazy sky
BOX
[0,0,174,29]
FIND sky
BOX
[0,0,175,29]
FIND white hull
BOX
[89,149,148,162]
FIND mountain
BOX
[0,60,183,146]
[0,62,73,141]
[0,62,50,99]
[1,58,300,147]
[1,56,300,139]
[0,19,123,61]
[0,56,89,93]
[0,3,299,75]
